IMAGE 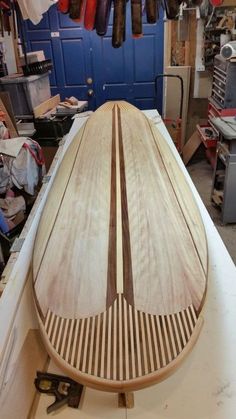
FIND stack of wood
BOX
[58,0,185,48]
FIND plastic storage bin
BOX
[0,73,51,117]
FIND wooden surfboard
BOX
[32,101,208,392]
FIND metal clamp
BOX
[35,371,84,414]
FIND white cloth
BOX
[0,196,26,218]
[0,138,26,158]
[17,0,58,25]
[10,142,39,195]
[0,138,45,195]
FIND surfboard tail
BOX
[39,294,202,392]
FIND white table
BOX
[1,109,236,419]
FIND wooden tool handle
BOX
[131,0,142,37]
[58,0,70,13]
[163,0,179,19]
[95,0,112,36]
[84,0,97,30]
[112,0,126,48]
[146,0,159,24]
[69,0,83,20]
[123,0,126,42]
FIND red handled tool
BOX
[58,0,70,14]
[209,0,223,5]
[84,0,97,30]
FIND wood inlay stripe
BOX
[140,311,148,374]
[63,319,72,360]
[74,319,83,368]
[88,316,96,375]
[65,318,75,362]
[100,310,107,378]
[176,312,187,347]
[181,310,191,341]
[134,306,142,377]
[76,318,85,369]
[150,314,161,370]
[116,107,124,295]
[94,314,101,376]
[171,314,182,354]
[53,316,62,352]
[59,318,70,357]
[68,321,78,364]
[124,297,129,380]
[162,316,172,363]
[113,298,118,380]
[185,307,194,334]
[190,305,197,323]
[47,312,56,341]
[156,315,166,367]
[166,315,178,359]
[117,106,134,306]
[145,313,155,372]
[129,304,136,378]
[106,305,112,379]
[70,319,80,366]
[118,293,123,380]
[55,317,65,353]
[45,310,52,332]
[51,315,60,347]
[82,317,90,372]
[106,105,117,308]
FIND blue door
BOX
[24,4,163,111]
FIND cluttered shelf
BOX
[0,133,62,293]
[0,110,45,275]
[0,70,88,280]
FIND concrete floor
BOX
[187,159,236,264]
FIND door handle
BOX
[87,89,94,97]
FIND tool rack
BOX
[197,55,236,167]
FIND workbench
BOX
[0,110,236,419]
[211,116,236,224]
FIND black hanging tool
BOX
[112,0,126,48]
[131,0,142,37]
[34,371,84,414]
[146,0,159,24]
[95,0,112,36]
[69,0,83,20]
[163,0,181,20]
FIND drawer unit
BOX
[212,55,236,109]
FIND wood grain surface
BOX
[33,101,208,392]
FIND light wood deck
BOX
[32,101,207,392]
